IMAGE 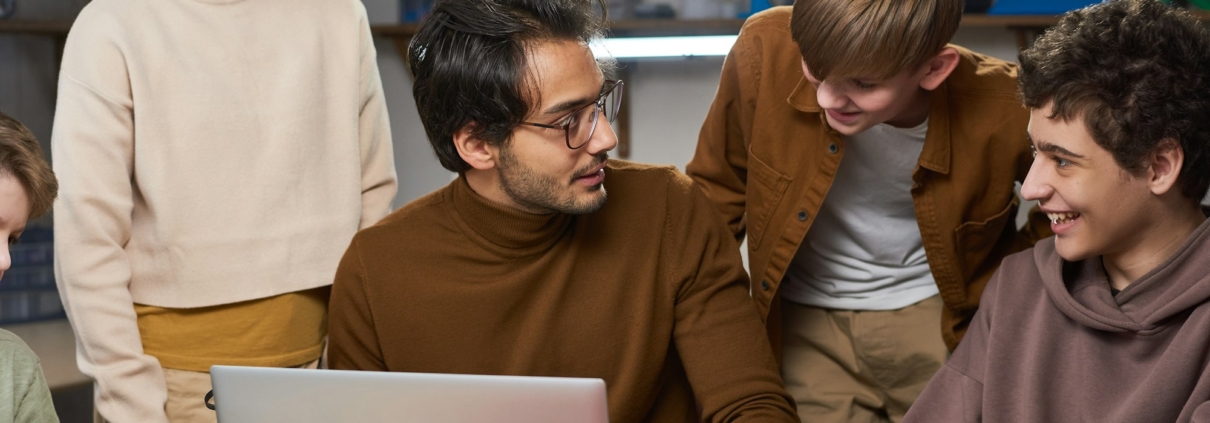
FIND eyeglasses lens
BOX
[568,82,624,149]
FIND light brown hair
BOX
[0,112,58,218]
[790,0,963,81]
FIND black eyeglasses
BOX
[520,80,624,150]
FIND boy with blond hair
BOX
[0,111,60,423]
[687,0,1048,421]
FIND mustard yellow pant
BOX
[780,295,949,423]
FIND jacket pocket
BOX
[953,197,1017,283]
[747,152,791,248]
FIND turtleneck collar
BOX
[451,176,573,254]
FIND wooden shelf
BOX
[0,20,71,35]
[961,14,1060,27]
[370,11,1210,38]
[368,16,1064,40]
[371,16,1055,39]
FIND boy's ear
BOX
[918,47,961,91]
[1148,138,1184,196]
[453,123,500,171]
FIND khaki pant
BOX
[780,295,948,423]
[94,359,320,423]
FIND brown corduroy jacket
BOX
[685,7,1051,352]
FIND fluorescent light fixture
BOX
[591,35,738,59]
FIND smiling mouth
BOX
[1047,212,1081,225]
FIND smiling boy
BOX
[686,1,1047,421]
[903,0,1210,421]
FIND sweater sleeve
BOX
[1191,401,1210,423]
[683,29,758,241]
[0,335,59,423]
[327,237,387,371]
[665,174,798,423]
[14,357,59,423]
[51,12,169,423]
[355,3,398,229]
[903,261,1003,423]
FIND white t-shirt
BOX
[780,119,940,310]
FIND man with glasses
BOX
[325,0,798,421]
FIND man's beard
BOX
[497,145,608,215]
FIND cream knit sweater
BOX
[50,0,397,421]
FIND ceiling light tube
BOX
[591,35,738,59]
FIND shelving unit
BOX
[368,14,1084,157]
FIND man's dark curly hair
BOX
[1018,0,1210,201]
[408,0,608,173]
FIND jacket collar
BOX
[785,67,954,176]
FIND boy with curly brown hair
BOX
[906,0,1210,421]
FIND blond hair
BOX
[0,112,58,218]
[790,0,962,81]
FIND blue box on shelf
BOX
[19,225,52,243]
[0,289,65,325]
[10,242,52,268]
[988,0,1102,14]
[400,0,434,23]
[0,224,60,324]
[0,266,55,292]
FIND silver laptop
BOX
[209,365,609,423]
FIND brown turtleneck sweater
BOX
[328,160,798,423]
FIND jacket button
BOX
[760,280,770,291]
[797,210,808,221]
[828,143,838,154]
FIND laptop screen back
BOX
[209,366,609,423]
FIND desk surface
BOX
[3,319,90,390]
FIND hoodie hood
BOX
[1035,217,1210,333]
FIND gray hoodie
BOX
[904,218,1210,423]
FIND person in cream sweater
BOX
[50,0,397,421]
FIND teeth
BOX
[1047,212,1079,225]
